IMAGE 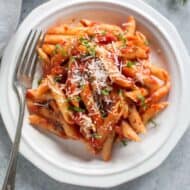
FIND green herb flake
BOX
[38,78,42,86]
[69,106,85,113]
[101,110,107,118]
[54,75,62,83]
[75,96,81,102]
[61,48,67,57]
[66,96,81,103]
[137,94,147,110]
[92,133,102,139]
[53,44,68,56]
[101,30,107,35]
[53,44,61,55]
[55,44,61,50]
[121,140,128,146]
[149,119,157,128]
[118,89,123,95]
[79,37,96,57]
[70,56,76,62]
[88,46,96,57]
[126,61,136,68]
[144,40,149,46]
[118,33,127,47]
[124,29,129,34]
[118,33,123,40]
[81,84,85,89]
[101,89,111,96]
[79,37,89,45]
[38,55,43,62]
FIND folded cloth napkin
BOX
[0,0,22,57]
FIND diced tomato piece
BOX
[115,125,124,139]
[51,66,67,75]
[96,33,117,45]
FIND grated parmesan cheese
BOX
[77,113,96,138]
[87,58,108,94]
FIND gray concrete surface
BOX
[0,0,190,189]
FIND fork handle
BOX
[2,88,25,190]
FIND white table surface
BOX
[0,0,190,189]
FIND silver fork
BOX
[2,30,44,190]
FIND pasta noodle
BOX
[26,16,170,160]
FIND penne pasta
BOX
[142,102,168,124]
[146,82,170,104]
[47,25,88,35]
[101,132,115,161]
[29,114,67,138]
[42,44,55,56]
[122,100,129,119]
[124,88,149,103]
[47,75,74,125]
[26,79,49,99]
[37,48,50,64]
[121,121,140,142]
[121,46,148,59]
[44,34,74,44]
[96,46,135,89]
[80,83,103,126]
[26,16,170,160]
[128,103,146,134]
[122,16,136,36]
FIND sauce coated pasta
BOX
[26,16,170,161]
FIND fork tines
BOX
[14,30,43,84]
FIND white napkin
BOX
[0,0,22,57]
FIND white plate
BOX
[0,0,190,188]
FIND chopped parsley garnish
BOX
[68,106,85,113]
[118,33,127,47]
[38,78,42,86]
[53,44,61,55]
[101,87,112,96]
[67,96,81,102]
[137,94,147,110]
[118,89,123,95]
[75,96,81,102]
[54,75,62,82]
[70,56,76,62]
[79,37,96,57]
[126,61,136,68]
[80,84,85,89]
[144,40,149,46]
[53,44,68,56]
[38,55,43,62]
[55,44,61,50]
[101,110,107,118]
[79,37,89,45]
[118,33,124,40]
[92,133,102,139]
[121,139,128,146]
[88,47,96,57]
[149,119,157,128]
[61,48,67,57]
[124,29,129,34]
[101,30,107,35]
[101,89,110,96]
[101,86,113,96]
